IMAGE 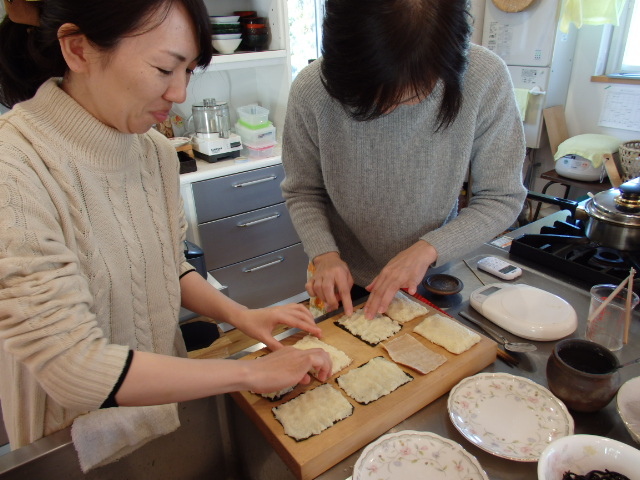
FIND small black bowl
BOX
[422,274,463,296]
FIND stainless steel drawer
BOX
[210,243,308,309]
[199,203,300,270]
[192,164,285,223]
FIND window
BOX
[288,0,325,79]
[601,0,640,77]
[620,0,640,72]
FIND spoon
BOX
[458,312,537,353]
[614,357,640,370]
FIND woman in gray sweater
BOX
[281,0,527,319]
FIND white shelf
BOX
[204,50,288,72]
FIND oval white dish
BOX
[353,430,488,480]
[447,372,574,462]
[616,376,640,444]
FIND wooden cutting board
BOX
[230,299,496,480]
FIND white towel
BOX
[71,403,180,473]
[513,88,530,121]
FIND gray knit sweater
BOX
[281,44,527,286]
[0,80,192,448]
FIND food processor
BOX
[190,98,242,162]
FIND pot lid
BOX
[492,0,536,13]
[586,178,640,227]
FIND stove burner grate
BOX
[509,216,640,294]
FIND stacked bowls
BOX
[210,16,242,54]
[235,11,269,51]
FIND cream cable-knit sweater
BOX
[0,79,192,449]
[281,45,527,286]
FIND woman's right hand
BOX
[307,252,355,315]
[248,346,332,393]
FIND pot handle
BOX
[526,191,578,217]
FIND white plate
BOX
[212,33,242,40]
[617,376,640,444]
[447,373,574,462]
[353,430,488,480]
[210,15,240,24]
[169,136,190,147]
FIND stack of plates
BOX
[210,15,241,36]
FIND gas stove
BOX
[509,214,640,294]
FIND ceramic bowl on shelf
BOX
[212,33,242,40]
[537,434,640,480]
[212,38,242,55]
[209,15,240,24]
[241,33,269,51]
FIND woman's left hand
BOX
[232,303,321,351]
[363,240,437,319]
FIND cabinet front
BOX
[199,203,300,270]
[211,243,308,308]
[192,164,286,222]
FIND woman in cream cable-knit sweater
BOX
[0,0,331,468]
[281,0,527,320]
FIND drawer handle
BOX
[242,256,284,273]
[232,174,278,188]
[237,213,281,227]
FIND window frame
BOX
[599,0,640,77]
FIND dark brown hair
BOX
[0,0,213,108]
[320,0,471,130]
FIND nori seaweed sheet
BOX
[271,385,355,442]
[333,319,401,347]
[335,356,414,405]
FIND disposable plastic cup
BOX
[586,284,639,351]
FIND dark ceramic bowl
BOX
[422,274,463,296]
[234,10,257,18]
[546,338,621,412]
[242,33,269,51]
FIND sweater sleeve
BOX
[281,66,340,262]
[420,52,527,266]
[0,146,129,411]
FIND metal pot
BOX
[526,177,640,251]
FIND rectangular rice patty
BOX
[335,309,401,346]
[336,356,412,405]
[385,292,430,324]
[272,384,353,441]
[293,335,353,377]
[383,333,447,374]
[413,313,481,354]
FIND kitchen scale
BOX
[470,283,577,341]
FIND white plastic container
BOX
[242,142,277,159]
[235,121,276,147]
[237,105,270,126]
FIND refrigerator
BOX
[481,0,577,150]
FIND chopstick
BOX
[624,268,636,344]
[463,259,487,286]
[587,268,636,323]
[496,348,519,368]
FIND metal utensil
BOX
[458,311,537,352]
[462,259,486,286]
[614,356,640,370]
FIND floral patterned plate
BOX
[447,372,574,462]
[353,430,488,480]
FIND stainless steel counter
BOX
[230,210,640,480]
[2,210,638,480]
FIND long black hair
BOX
[0,0,214,108]
[320,0,471,130]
